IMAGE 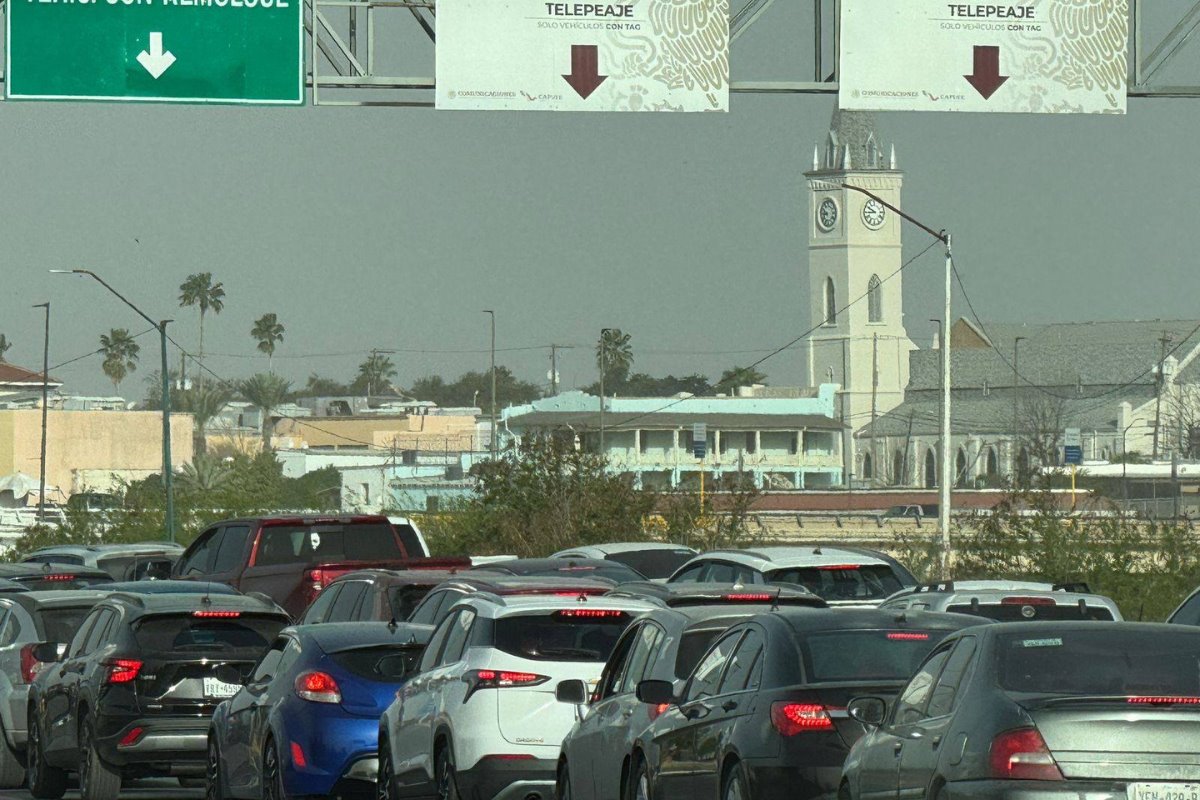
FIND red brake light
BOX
[770,702,835,734]
[43,574,75,582]
[555,609,628,619]
[723,593,774,602]
[117,727,145,748]
[193,611,242,618]
[481,754,537,761]
[989,727,1064,781]
[464,669,549,699]
[817,564,861,571]
[20,644,45,684]
[295,671,341,704]
[887,632,931,641]
[290,741,307,768]
[1001,597,1056,606]
[1128,696,1200,705]
[105,659,143,685]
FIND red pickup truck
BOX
[171,515,467,618]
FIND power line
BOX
[48,327,158,371]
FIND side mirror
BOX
[31,642,64,663]
[636,679,675,706]
[215,665,245,687]
[848,697,887,728]
[555,679,589,705]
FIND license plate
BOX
[203,678,241,699]
[1128,783,1200,800]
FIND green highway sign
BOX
[6,0,304,104]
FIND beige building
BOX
[0,409,194,497]
[272,413,479,453]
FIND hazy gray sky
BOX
[2,3,1198,399]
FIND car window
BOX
[686,631,741,702]
[671,564,707,583]
[277,638,303,677]
[328,581,369,622]
[0,609,16,648]
[439,608,477,666]
[300,584,343,625]
[68,610,101,658]
[356,586,384,621]
[892,646,953,726]
[212,525,251,574]
[597,625,641,700]
[179,529,220,576]
[706,562,736,583]
[925,637,977,719]
[252,639,288,683]
[410,590,453,626]
[82,609,116,655]
[619,623,662,695]
[1172,591,1200,626]
[718,628,764,694]
[419,613,457,672]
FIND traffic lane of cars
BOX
[0,778,201,800]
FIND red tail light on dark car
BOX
[770,702,835,734]
[105,659,144,685]
[295,671,342,704]
[989,727,1064,781]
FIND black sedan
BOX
[841,622,1200,800]
[630,608,987,800]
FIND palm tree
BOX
[100,328,140,393]
[178,384,233,454]
[250,313,285,372]
[240,372,291,451]
[355,353,398,397]
[177,455,232,494]
[716,365,768,391]
[596,328,634,389]
[0,335,11,362]
[178,272,226,381]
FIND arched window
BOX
[924,448,937,488]
[824,277,837,326]
[985,447,998,477]
[862,452,874,481]
[955,447,969,488]
[892,450,905,486]
[867,275,883,323]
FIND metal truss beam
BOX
[0,0,1198,104]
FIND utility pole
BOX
[33,303,50,523]
[870,332,879,484]
[1153,332,1171,460]
[599,328,613,452]
[549,344,572,396]
[483,311,496,458]
[1012,336,1026,480]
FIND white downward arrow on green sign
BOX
[137,32,176,79]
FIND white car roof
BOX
[688,546,888,570]
[456,593,658,618]
[551,543,698,557]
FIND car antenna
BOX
[770,586,782,612]
[577,592,588,604]
[812,546,823,555]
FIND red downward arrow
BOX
[562,44,607,100]
[964,45,1009,100]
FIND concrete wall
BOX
[273,414,478,452]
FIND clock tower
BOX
[804,108,915,484]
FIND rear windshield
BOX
[389,586,433,622]
[493,612,633,662]
[606,550,695,580]
[134,614,287,657]
[15,574,113,591]
[804,629,948,682]
[392,523,425,557]
[97,555,174,581]
[947,602,1115,622]
[674,628,726,679]
[768,565,903,603]
[40,607,94,644]
[331,645,424,681]
[998,629,1200,696]
[255,524,402,567]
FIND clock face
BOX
[817,198,839,232]
[862,199,886,229]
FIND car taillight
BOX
[193,611,241,618]
[648,702,670,721]
[989,727,1064,781]
[295,671,341,704]
[770,702,834,734]
[886,632,931,641]
[1001,597,1056,606]
[1128,696,1200,705]
[463,669,549,700]
[817,564,861,571]
[19,644,45,684]
[118,727,145,748]
[555,609,628,620]
[723,593,774,602]
[105,659,144,685]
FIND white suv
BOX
[378,593,655,800]
[667,546,918,606]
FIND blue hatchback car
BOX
[207,621,431,800]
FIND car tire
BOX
[378,737,397,800]
[435,741,460,800]
[629,756,652,800]
[0,718,26,789]
[26,715,66,800]
[263,739,288,800]
[206,736,227,800]
[557,761,573,800]
[723,762,749,800]
[79,718,121,800]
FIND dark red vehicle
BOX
[170,515,466,618]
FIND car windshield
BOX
[605,549,696,580]
[998,629,1200,696]
[768,565,903,602]
[41,607,94,644]
[803,629,948,682]
[493,612,633,662]
[946,602,1115,621]
[255,523,402,566]
[134,614,287,657]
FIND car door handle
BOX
[721,700,738,712]
[621,708,634,719]
[893,742,904,755]
[931,735,942,749]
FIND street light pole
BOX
[33,303,50,523]
[51,269,175,542]
[483,311,496,458]
[1012,336,1026,482]
[599,328,613,452]
[939,235,953,573]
